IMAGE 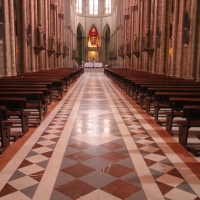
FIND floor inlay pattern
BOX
[0,72,200,200]
[100,73,200,200]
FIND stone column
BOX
[187,0,197,79]
[152,0,158,73]
[38,0,43,70]
[44,0,48,70]
[159,0,167,74]
[82,36,86,63]
[196,1,200,80]
[123,18,126,68]
[175,1,185,78]
[30,0,36,72]
[139,0,144,71]
[130,6,134,69]
[171,0,179,77]
[148,0,155,73]
[3,0,11,75]
[144,0,151,72]
[9,0,16,75]
[22,0,28,73]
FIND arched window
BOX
[76,0,82,13]
[89,0,98,15]
[105,0,111,14]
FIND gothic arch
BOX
[76,23,85,64]
[102,24,110,36]
[77,23,85,37]
[102,24,110,64]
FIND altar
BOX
[94,62,102,68]
[84,62,102,68]
[84,62,93,68]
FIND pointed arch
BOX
[102,24,111,65]
[76,23,85,64]
[102,23,110,37]
[77,23,85,37]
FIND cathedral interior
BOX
[0,0,200,199]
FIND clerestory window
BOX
[89,0,98,15]
[105,0,111,14]
[76,0,82,13]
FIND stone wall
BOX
[122,0,200,81]
[0,0,72,76]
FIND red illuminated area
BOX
[88,26,99,47]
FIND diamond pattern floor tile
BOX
[101,179,141,199]
[55,179,96,199]
[61,163,95,178]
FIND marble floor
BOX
[0,72,200,200]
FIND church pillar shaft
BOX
[187,0,197,79]
[159,0,167,74]
[8,0,16,75]
[22,0,28,73]
[152,0,158,73]
[3,0,11,75]
[171,0,179,76]
[30,0,36,72]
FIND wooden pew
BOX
[0,106,13,154]
[0,97,28,141]
[0,91,46,122]
[0,81,53,102]
[153,92,200,122]
[133,81,197,102]
[175,105,200,156]
[0,84,51,102]
[144,87,200,113]
[165,97,200,135]
[0,79,62,101]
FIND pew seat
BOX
[175,105,200,156]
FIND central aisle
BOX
[0,72,200,200]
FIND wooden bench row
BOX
[0,68,84,154]
[105,68,200,156]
